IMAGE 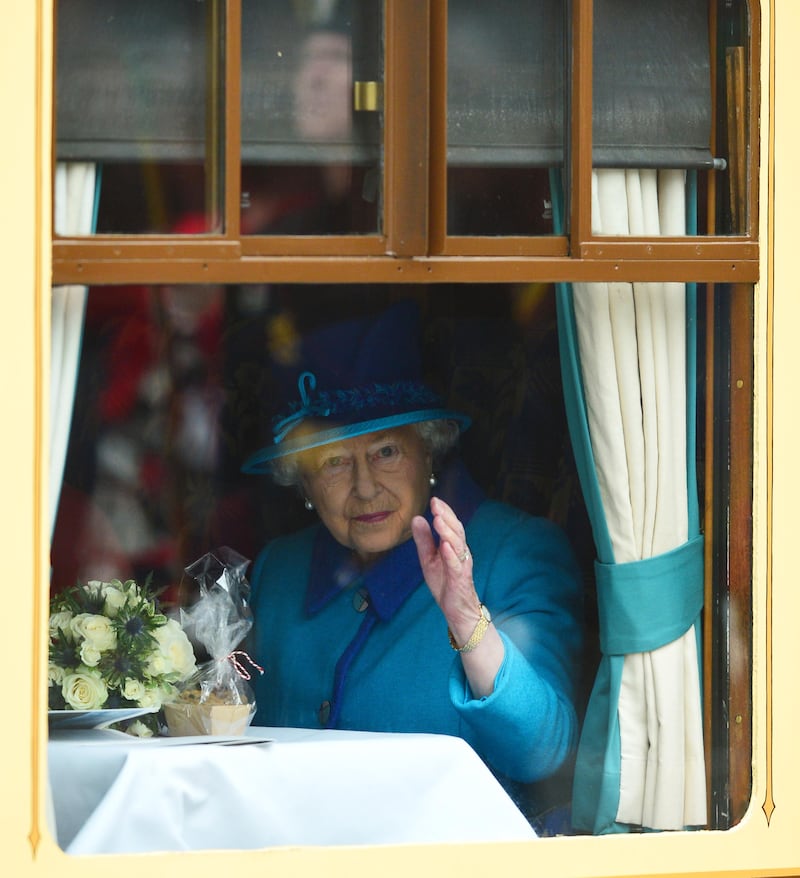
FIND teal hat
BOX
[241,301,470,471]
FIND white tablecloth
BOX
[48,726,537,853]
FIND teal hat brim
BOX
[241,408,471,473]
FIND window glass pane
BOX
[50,283,594,832]
[447,0,565,236]
[715,0,752,234]
[49,281,753,840]
[51,284,588,597]
[592,0,752,237]
[54,0,223,235]
[241,0,382,236]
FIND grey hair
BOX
[269,418,461,489]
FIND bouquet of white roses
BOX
[49,577,197,735]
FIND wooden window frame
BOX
[49,0,758,829]
[51,0,760,287]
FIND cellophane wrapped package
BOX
[164,547,263,736]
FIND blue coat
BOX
[248,487,584,786]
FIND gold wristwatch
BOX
[448,604,492,653]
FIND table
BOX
[48,726,537,853]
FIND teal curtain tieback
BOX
[595,534,704,656]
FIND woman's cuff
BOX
[449,630,510,706]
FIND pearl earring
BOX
[304,498,314,511]
[429,474,437,488]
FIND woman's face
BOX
[299,426,432,563]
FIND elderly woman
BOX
[242,301,583,806]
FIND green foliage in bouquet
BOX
[49,578,197,735]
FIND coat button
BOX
[318,700,331,726]
[352,588,369,613]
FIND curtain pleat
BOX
[557,168,706,833]
[50,162,98,536]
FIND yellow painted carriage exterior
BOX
[3,2,799,875]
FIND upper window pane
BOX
[240,0,382,236]
[446,0,565,236]
[55,0,223,235]
[715,0,753,234]
[591,0,752,237]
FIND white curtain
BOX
[50,162,97,536]
[569,168,706,830]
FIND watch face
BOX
[481,604,491,622]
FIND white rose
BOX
[96,578,125,591]
[137,685,164,710]
[62,668,108,710]
[122,678,146,702]
[70,613,117,651]
[79,642,102,667]
[48,663,65,685]
[126,720,154,738]
[101,583,128,617]
[146,652,167,677]
[49,610,74,638]
[148,619,196,681]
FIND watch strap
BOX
[448,604,491,653]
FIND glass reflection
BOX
[715,0,752,234]
[54,0,222,235]
[446,0,565,236]
[591,0,751,237]
[293,29,353,144]
[241,0,381,236]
